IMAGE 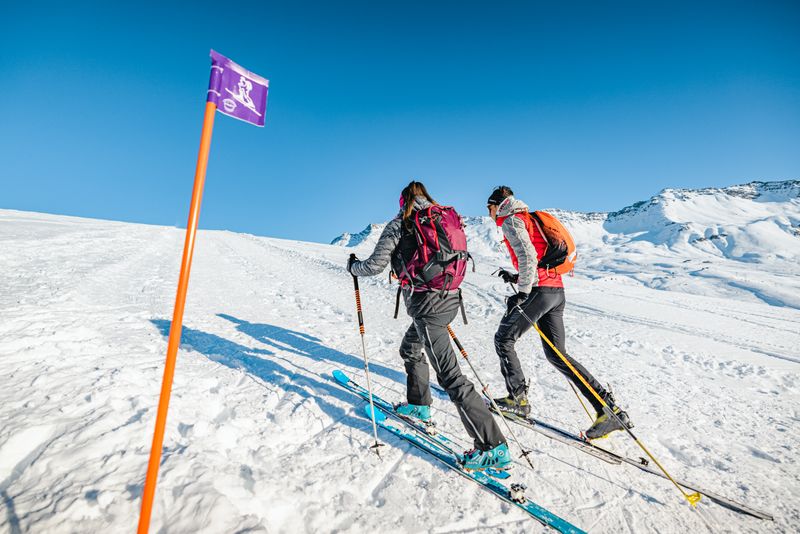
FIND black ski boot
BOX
[490,394,531,417]
[585,406,633,440]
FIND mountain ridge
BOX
[331,180,800,309]
[332,180,800,246]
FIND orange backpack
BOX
[530,211,577,275]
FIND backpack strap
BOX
[529,211,549,246]
[458,288,468,325]
[438,273,453,299]
[529,211,554,271]
[414,210,429,263]
[428,206,440,251]
[394,286,402,319]
[396,255,415,291]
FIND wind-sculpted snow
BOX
[1,199,798,534]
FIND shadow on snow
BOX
[148,317,662,509]
[217,313,408,385]
[149,318,371,441]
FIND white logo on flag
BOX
[222,99,237,113]
[225,76,262,117]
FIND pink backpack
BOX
[398,205,471,292]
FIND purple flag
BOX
[207,50,269,127]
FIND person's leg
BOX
[536,292,609,414]
[410,293,505,450]
[493,298,537,397]
[494,291,556,398]
[398,322,431,406]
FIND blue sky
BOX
[2,1,799,243]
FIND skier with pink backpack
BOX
[348,181,509,471]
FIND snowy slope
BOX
[1,194,798,533]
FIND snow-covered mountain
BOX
[331,223,387,248]
[1,181,798,534]
[602,180,800,258]
[334,180,800,308]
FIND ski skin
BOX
[331,369,512,480]
[364,403,587,534]
[495,407,774,521]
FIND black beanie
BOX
[487,186,513,206]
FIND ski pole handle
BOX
[350,256,365,334]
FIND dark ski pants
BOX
[400,290,506,450]
[494,287,608,414]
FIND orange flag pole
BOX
[137,100,217,534]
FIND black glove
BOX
[347,253,358,274]
[506,291,529,310]
[497,269,519,284]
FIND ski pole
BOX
[507,283,701,507]
[567,380,595,422]
[350,259,384,458]
[447,325,535,470]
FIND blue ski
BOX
[332,369,510,479]
[365,404,586,533]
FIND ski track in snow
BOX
[1,208,798,533]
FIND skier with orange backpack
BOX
[486,186,632,439]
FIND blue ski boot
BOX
[395,402,432,423]
[462,443,512,471]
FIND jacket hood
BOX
[396,196,434,217]
[497,196,529,219]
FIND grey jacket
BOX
[349,196,433,278]
[498,196,538,294]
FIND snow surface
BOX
[1,181,799,533]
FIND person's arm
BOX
[349,218,402,277]
[502,216,538,294]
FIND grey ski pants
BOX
[494,287,609,414]
[399,290,506,450]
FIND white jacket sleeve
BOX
[502,216,538,293]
